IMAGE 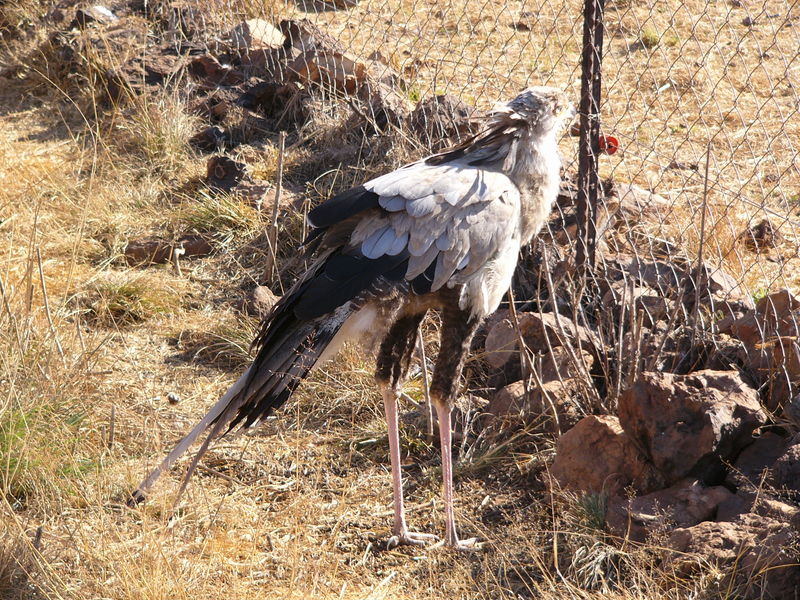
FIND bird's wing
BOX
[308,159,521,294]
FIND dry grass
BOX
[0,0,798,598]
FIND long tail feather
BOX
[129,303,357,505]
[129,367,252,505]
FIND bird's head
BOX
[490,86,575,137]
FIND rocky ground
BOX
[0,1,798,599]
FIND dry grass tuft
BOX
[180,190,264,248]
[113,95,199,179]
[175,313,258,368]
[79,271,185,327]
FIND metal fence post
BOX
[576,0,606,273]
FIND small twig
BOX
[416,325,434,441]
[32,526,43,551]
[263,131,286,283]
[612,279,630,401]
[107,405,116,449]
[357,542,373,567]
[36,249,65,363]
[197,464,246,487]
[0,275,25,356]
[508,286,562,434]
[172,243,185,277]
[540,247,604,411]
[691,143,712,344]
[507,287,534,385]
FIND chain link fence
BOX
[16,0,799,427]
[210,0,799,420]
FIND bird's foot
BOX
[431,536,484,552]
[451,536,484,552]
[386,530,438,549]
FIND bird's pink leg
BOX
[382,387,437,549]
[435,401,480,550]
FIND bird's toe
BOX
[453,537,484,551]
[432,536,484,552]
[386,531,438,549]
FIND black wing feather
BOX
[307,185,380,229]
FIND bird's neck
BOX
[509,133,562,244]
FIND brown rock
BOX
[718,289,800,347]
[539,347,593,383]
[612,254,685,293]
[73,5,118,28]
[725,431,789,489]
[606,479,734,542]
[715,493,753,522]
[718,492,800,523]
[238,81,308,123]
[484,312,596,370]
[741,218,782,252]
[124,235,212,266]
[188,54,245,87]
[229,19,285,50]
[551,415,661,496]
[618,370,765,485]
[770,434,800,500]
[190,126,228,151]
[242,285,278,318]
[279,19,345,54]
[163,2,208,39]
[611,182,670,222]
[667,514,800,599]
[206,155,250,191]
[602,282,674,328]
[362,52,402,86]
[287,49,368,94]
[786,392,800,423]
[716,289,800,411]
[354,81,411,133]
[693,262,751,303]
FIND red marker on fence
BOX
[599,134,619,155]
[568,122,620,155]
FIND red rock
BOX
[718,289,800,347]
[716,289,800,412]
[618,370,765,485]
[550,415,662,496]
[725,431,789,489]
[769,434,800,500]
[667,514,800,599]
[606,479,734,542]
[484,312,596,369]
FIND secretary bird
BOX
[132,86,575,550]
